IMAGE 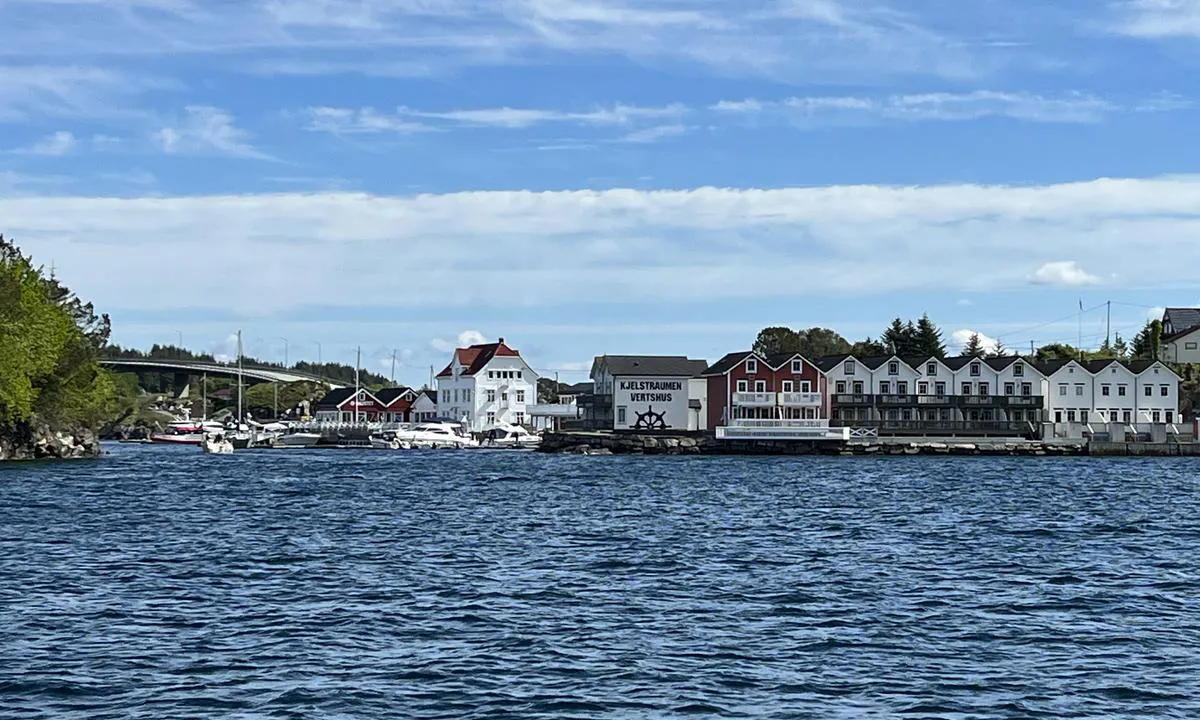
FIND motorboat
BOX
[201,431,234,454]
[481,423,541,449]
[276,431,323,448]
[396,422,478,449]
[150,419,225,445]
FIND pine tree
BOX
[963,333,986,358]
[914,313,947,359]
[989,340,1007,358]
[881,318,907,355]
[1113,333,1129,359]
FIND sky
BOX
[3,0,1200,387]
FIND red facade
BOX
[705,352,829,428]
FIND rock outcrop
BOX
[0,422,101,461]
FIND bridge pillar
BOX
[174,372,190,396]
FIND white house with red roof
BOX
[435,337,539,432]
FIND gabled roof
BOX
[1123,359,1180,378]
[375,386,416,407]
[412,388,437,404]
[1164,323,1200,343]
[857,355,900,371]
[1033,359,1076,376]
[984,356,1019,371]
[558,381,594,395]
[436,339,522,378]
[703,351,756,376]
[814,354,853,372]
[316,387,381,409]
[1163,307,1200,335]
[594,355,708,377]
[943,356,980,371]
[1083,358,1124,374]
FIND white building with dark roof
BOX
[435,337,539,432]
[588,355,709,431]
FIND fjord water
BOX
[2,446,1198,719]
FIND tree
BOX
[963,333,986,358]
[914,313,947,359]
[850,337,886,356]
[1035,343,1082,362]
[989,340,1007,358]
[1130,320,1163,360]
[1113,333,1129,359]
[752,326,803,357]
[795,327,852,358]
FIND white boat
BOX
[369,436,403,450]
[481,423,541,449]
[201,432,234,454]
[396,422,479,449]
[276,432,322,448]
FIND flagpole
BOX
[1078,299,1083,361]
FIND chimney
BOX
[498,337,505,344]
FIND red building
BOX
[703,351,829,428]
[313,388,386,422]
[375,387,419,423]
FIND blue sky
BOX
[3,0,1200,386]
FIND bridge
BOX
[100,359,346,388]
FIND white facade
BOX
[952,358,1001,397]
[611,375,691,431]
[410,391,437,422]
[1044,360,1180,426]
[688,377,708,431]
[991,359,1045,399]
[1163,327,1200,364]
[912,358,954,397]
[436,344,539,432]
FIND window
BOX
[501,392,508,402]
[1161,385,1169,396]
[1187,342,1198,350]
[1101,385,1110,397]
[979,383,989,396]
[1145,385,1153,397]
[926,362,937,376]
[487,411,495,424]
[617,407,626,424]
[737,379,748,392]
[1014,364,1024,377]
[880,381,891,394]
[1059,384,1067,396]
[1167,411,1175,424]
[1118,385,1127,397]
[888,361,899,375]
[514,412,525,425]
[517,371,523,379]
[1055,411,1062,423]
[901,409,912,421]
[746,358,758,373]
[897,381,908,395]
[1153,411,1161,423]
[961,382,971,395]
[487,389,496,402]
[516,391,525,403]
[1004,383,1015,396]
[918,382,929,395]
[791,359,803,373]
[1021,383,1032,396]
[453,389,459,402]
[853,381,864,394]
[800,380,812,392]
[782,380,794,392]
[970,363,981,376]
[755,380,767,392]
[1123,411,1131,423]
[835,381,846,394]
[935,382,946,395]
[1067,410,1076,422]
[843,360,856,375]
[1075,384,1084,396]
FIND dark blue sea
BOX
[2,444,1199,719]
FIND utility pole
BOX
[1106,300,1111,349]
[1029,340,1035,357]
[273,381,278,420]
[391,349,397,384]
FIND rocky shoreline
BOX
[539,431,1090,456]
[0,422,102,461]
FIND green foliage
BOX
[244,381,327,418]
[1129,320,1162,360]
[963,333,986,358]
[880,314,947,358]
[752,326,853,359]
[914,314,947,359]
[0,235,115,427]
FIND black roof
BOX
[596,355,708,377]
[1032,359,1074,375]
[704,351,815,376]
[814,354,853,372]
[315,388,356,408]
[559,381,593,395]
[374,386,414,405]
[1164,307,1200,335]
[421,388,437,403]
[984,356,1021,370]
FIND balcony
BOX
[733,392,776,407]
[916,394,955,406]
[716,419,849,441]
[831,419,1034,437]
[877,394,916,406]
[1004,395,1043,407]
[779,392,822,407]
[961,395,1002,407]
[834,394,873,406]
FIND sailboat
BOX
[226,330,254,449]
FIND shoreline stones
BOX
[0,423,101,462]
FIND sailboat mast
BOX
[236,330,244,423]
[354,345,361,424]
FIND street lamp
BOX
[274,336,290,368]
[174,330,183,359]
[314,341,322,366]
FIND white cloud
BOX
[303,107,434,135]
[951,329,1001,354]
[430,330,490,353]
[956,298,973,307]
[710,90,1161,126]
[617,124,691,143]
[0,65,164,121]
[5,176,1200,317]
[304,103,687,135]
[1148,306,1165,321]
[154,106,270,159]
[16,130,77,155]
[1113,0,1200,37]
[1030,261,1103,287]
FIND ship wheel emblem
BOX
[633,406,669,431]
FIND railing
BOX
[1005,396,1042,407]
[729,419,829,428]
[733,392,776,406]
[778,392,822,407]
[833,395,1045,408]
[916,394,954,406]
[834,394,873,405]
[877,394,916,405]
[961,396,999,406]
[833,420,1033,436]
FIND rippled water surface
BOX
[3,445,1200,718]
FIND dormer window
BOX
[888,361,899,375]
[844,360,855,375]
[970,363,981,376]
[926,362,937,376]
[746,358,757,374]
[1013,364,1024,377]
[791,359,803,374]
